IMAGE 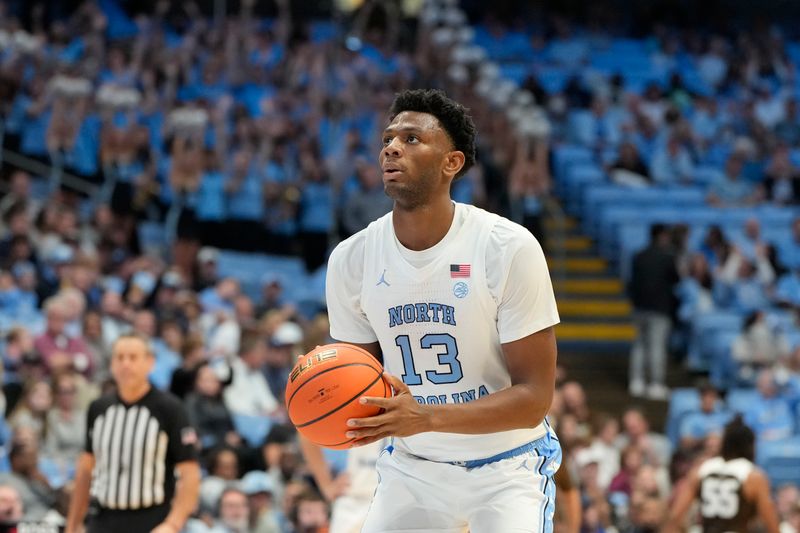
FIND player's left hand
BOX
[346,373,431,446]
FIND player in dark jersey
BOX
[665,416,779,533]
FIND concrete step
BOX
[558,299,631,317]
[545,217,578,232]
[548,257,608,274]
[561,236,593,253]
[553,278,625,295]
[556,322,636,342]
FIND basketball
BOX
[286,343,390,449]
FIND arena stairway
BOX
[545,215,636,347]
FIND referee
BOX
[66,334,201,533]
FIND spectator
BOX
[290,490,330,533]
[240,471,281,533]
[775,484,800,530]
[2,327,39,405]
[585,413,621,491]
[217,487,252,533]
[607,445,642,497]
[775,99,800,146]
[743,369,794,442]
[615,408,672,468]
[195,247,221,292]
[223,334,279,418]
[763,144,800,204]
[0,484,24,527]
[649,135,695,185]
[44,372,85,464]
[678,382,731,451]
[609,141,650,186]
[264,321,303,405]
[170,335,208,400]
[199,278,239,316]
[8,381,52,442]
[731,311,790,382]
[34,297,93,377]
[186,364,239,451]
[627,224,679,400]
[0,435,57,522]
[716,247,775,312]
[707,155,763,207]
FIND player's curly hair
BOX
[720,414,755,462]
[389,89,477,180]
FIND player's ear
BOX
[443,150,465,180]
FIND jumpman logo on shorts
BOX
[376,269,391,287]
[516,456,535,472]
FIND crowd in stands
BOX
[0,0,799,531]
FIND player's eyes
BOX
[406,135,418,143]
[382,136,393,146]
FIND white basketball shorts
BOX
[361,430,561,533]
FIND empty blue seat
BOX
[726,388,760,416]
[756,436,800,487]
[232,414,274,448]
[666,388,701,445]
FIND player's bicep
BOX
[667,469,699,529]
[750,470,781,533]
[501,327,556,391]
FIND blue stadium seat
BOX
[232,414,274,448]
[756,436,800,487]
[323,448,349,474]
[726,388,760,416]
[708,331,741,391]
[666,388,701,445]
[687,312,744,372]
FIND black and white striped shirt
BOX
[85,388,197,511]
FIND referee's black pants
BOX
[87,503,169,533]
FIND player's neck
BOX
[118,381,152,404]
[392,197,455,251]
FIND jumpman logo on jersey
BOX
[376,269,391,287]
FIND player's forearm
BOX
[562,488,581,533]
[165,462,201,530]
[65,455,93,533]
[298,436,335,488]
[426,383,551,434]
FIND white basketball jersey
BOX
[328,202,556,462]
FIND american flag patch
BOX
[450,264,471,278]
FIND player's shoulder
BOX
[697,455,725,476]
[461,203,541,257]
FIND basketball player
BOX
[664,416,780,533]
[298,437,384,533]
[326,89,561,532]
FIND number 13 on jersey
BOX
[395,334,463,385]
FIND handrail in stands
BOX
[2,148,98,198]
